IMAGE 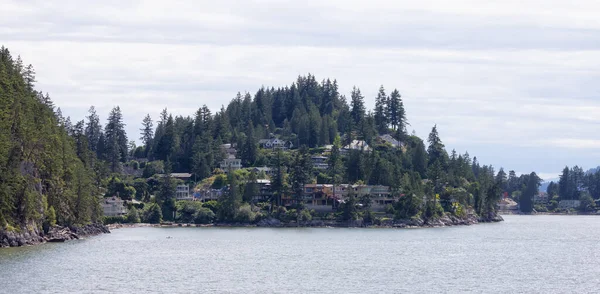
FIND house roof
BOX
[343,140,371,151]
[156,173,192,179]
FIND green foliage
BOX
[299,209,313,222]
[235,204,256,223]
[194,207,215,224]
[47,206,57,226]
[579,193,596,212]
[395,194,422,220]
[143,203,163,224]
[126,207,141,223]
[202,200,220,214]
[104,176,136,200]
[520,172,540,213]
[103,216,126,225]
[142,161,164,178]
[0,47,100,228]
[339,193,359,221]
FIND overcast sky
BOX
[2,0,600,180]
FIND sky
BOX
[2,0,600,181]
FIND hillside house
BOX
[176,184,193,201]
[258,138,293,150]
[378,134,403,148]
[220,156,242,173]
[311,155,329,170]
[342,140,371,154]
[102,196,128,217]
[252,166,276,177]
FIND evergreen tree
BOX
[140,114,153,156]
[220,170,241,221]
[290,146,312,207]
[427,125,447,169]
[520,172,540,213]
[85,106,102,154]
[240,121,257,166]
[104,106,128,172]
[374,85,389,134]
[156,114,176,161]
[157,161,177,220]
[350,86,366,129]
[388,89,406,133]
[270,149,287,207]
[495,168,508,191]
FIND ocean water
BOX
[1,215,600,293]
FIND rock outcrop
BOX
[0,223,110,248]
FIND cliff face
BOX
[0,224,109,248]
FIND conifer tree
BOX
[140,114,154,156]
[85,106,102,153]
[374,85,388,134]
[104,106,128,172]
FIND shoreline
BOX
[0,224,110,248]
[499,211,600,216]
[108,214,504,230]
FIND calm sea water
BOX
[1,215,600,293]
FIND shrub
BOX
[534,204,548,213]
[236,204,256,223]
[103,216,126,225]
[143,203,163,224]
[274,206,287,220]
[194,207,215,224]
[299,209,312,222]
[47,206,57,226]
[362,210,374,224]
[176,201,204,223]
[285,209,299,222]
[126,207,141,223]
[202,200,220,214]
[385,204,395,215]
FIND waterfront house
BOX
[176,184,193,201]
[102,196,128,217]
[196,188,224,202]
[311,155,329,170]
[220,156,242,173]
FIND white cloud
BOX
[1,0,599,177]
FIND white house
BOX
[102,197,128,217]
[220,156,242,173]
[176,184,192,200]
[258,138,293,150]
[342,140,371,154]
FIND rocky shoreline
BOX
[2,214,503,247]
[109,214,503,230]
[0,223,110,248]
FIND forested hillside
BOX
[74,74,509,222]
[2,46,524,231]
[0,47,101,230]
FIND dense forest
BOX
[0,47,101,231]
[4,46,599,231]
